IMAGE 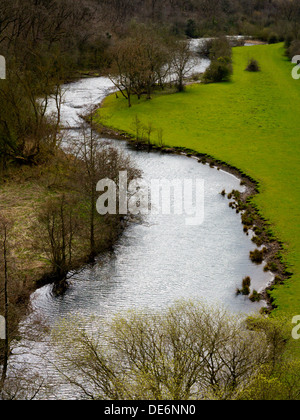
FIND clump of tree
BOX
[202,37,233,83]
[0,0,113,172]
[34,125,141,294]
[286,39,300,60]
[107,24,197,107]
[0,61,63,172]
[51,300,297,400]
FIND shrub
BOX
[286,39,300,60]
[250,248,265,264]
[274,276,284,285]
[202,37,233,83]
[203,58,233,83]
[284,35,294,50]
[241,283,251,296]
[249,290,261,302]
[241,212,254,226]
[242,277,251,295]
[264,261,278,272]
[268,33,279,44]
[243,276,251,288]
[246,58,260,72]
[252,235,263,247]
[236,276,251,296]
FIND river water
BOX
[11,68,273,399]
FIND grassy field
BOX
[96,43,300,317]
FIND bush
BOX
[250,248,265,264]
[243,276,251,288]
[252,235,263,247]
[246,58,260,72]
[236,276,251,296]
[264,261,278,272]
[249,290,261,302]
[286,39,300,60]
[203,58,233,83]
[268,33,279,44]
[201,37,233,83]
[241,276,251,296]
[241,212,254,226]
[284,35,294,50]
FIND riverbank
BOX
[0,149,134,353]
[94,123,286,313]
[94,43,300,317]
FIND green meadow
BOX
[96,43,300,316]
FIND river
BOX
[10,67,273,399]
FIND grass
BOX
[96,43,300,319]
[0,156,90,286]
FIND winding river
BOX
[11,63,273,399]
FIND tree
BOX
[35,193,80,294]
[69,117,142,259]
[51,300,287,400]
[108,25,170,106]
[0,214,53,399]
[77,121,100,260]
[108,37,137,107]
[170,37,196,92]
[202,37,233,83]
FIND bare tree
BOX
[35,193,79,294]
[108,37,138,107]
[108,25,171,106]
[170,38,197,92]
[51,300,284,400]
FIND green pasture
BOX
[96,43,300,318]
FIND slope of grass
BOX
[96,43,300,317]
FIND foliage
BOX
[51,300,296,400]
[250,249,265,264]
[107,25,196,105]
[203,58,233,83]
[236,277,252,296]
[202,37,233,83]
[286,39,300,60]
[246,58,260,72]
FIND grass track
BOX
[97,43,300,316]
